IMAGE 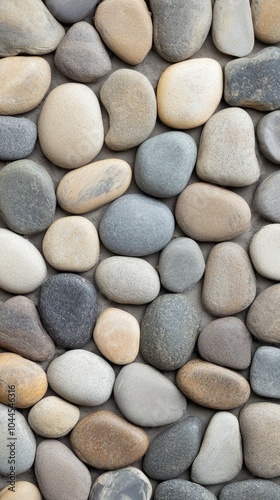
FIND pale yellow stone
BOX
[0,481,41,499]
[251,0,280,44]
[28,396,80,438]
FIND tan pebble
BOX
[176,359,250,410]
[42,216,99,272]
[93,308,140,364]
[251,0,280,44]
[249,224,280,280]
[0,481,41,499]
[28,396,80,438]
[246,283,280,343]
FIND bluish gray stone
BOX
[219,479,280,500]
[154,480,217,500]
[257,110,280,164]
[38,273,97,349]
[143,416,204,480]
[250,346,280,398]
[134,131,197,198]
[99,194,175,256]
[254,171,280,222]
[0,160,56,235]
[140,294,201,371]
[89,467,152,500]
[0,116,37,161]
[45,0,98,23]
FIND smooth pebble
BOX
[251,0,280,44]
[28,396,80,438]
[0,481,41,499]
[253,170,280,221]
[249,224,280,280]
[45,0,98,23]
[0,117,37,161]
[155,480,217,500]
[219,479,280,500]
[89,467,152,500]
[246,283,280,343]
[250,346,280,399]
[256,110,280,164]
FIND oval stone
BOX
[95,256,160,305]
[176,359,250,410]
[0,116,37,161]
[0,481,41,499]
[99,194,175,256]
[45,0,98,23]
[250,346,280,399]
[220,479,280,500]
[249,224,280,280]
[28,396,80,439]
[155,480,217,500]
[256,111,280,164]
[38,83,104,169]
[246,284,280,343]
[70,410,149,469]
[253,171,280,221]
[89,467,152,500]
[251,0,280,44]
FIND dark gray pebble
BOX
[89,467,152,500]
[45,0,98,23]
[257,110,280,164]
[219,479,280,500]
[154,479,217,500]
[0,116,37,161]
[253,171,280,222]
[250,346,280,398]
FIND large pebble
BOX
[196,107,260,187]
[191,412,242,484]
[0,160,56,235]
[54,22,111,83]
[240,402,280,478]
[0,117,37,161]
[246,284,280,343]
[0,0,64,56]
[249,224,280,280]
[0,403,36,476]
[114,363,186,427]
[100,69,156,150]
[95,256,160,305]
[95,0,152,65]
[251,0,280,44]
[250,346,280,399]
[140,294,201,371]
[47,349,115,406]
[143,416,204,480]
[202,242,256,316]
[257,111,280,164]
[253,171,280,221]
[0,481,41,499]
[220,479,280,500]
[35,440,91,500]
[176,359,250,410]
[38,273,97,349]
[134,131,197,198]
[150,0,212,62]
[154,480,217,500]
[70,410,149,469]
[0,228,47,294]
[175,183,251,242]
[42,216,100,272]
[38,83,104,169]
[99,194,174,256]
[45,0,98,23]
[89,467,152,500]
[0,57,51,115]
[157,59,223,129]
[28,396,79,439]
[224,47,280,111]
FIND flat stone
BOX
[0,56,51,115]
[196,107,260,187]
[95,0,152,65]
[257,110,280,164]
[114,363,186,427]
[175,183,251,242]
[220,479,280,500]
[158,238,205,292]
[143,416,204,480]
[134,131,197,198]
[157,58,223,129]
[150,0,212,62]
[38,273,97,349]
[89,467,152,500]
[224,47,280,111]
[93,308,140,365]
[250,346,280,398]
[46,0,98,23]
[99,194,174,256]
[28,396,80,438]
[0,481,41,499]
[240,402,280,478]
[47,349,115,406]
[253,171,280,221]
[251,0,280,43]
[35,440,91,500]
[0,228,47,294]
[212,0,254,57]
[42,216,100,272]
[155,480,217,500]
[176,359,250,410]
[95,256,160,305]
[249,224,280,280]
[198,317,252,370]
[0,0,65,56]
[0,403,36,476]
[100,69,156,150]
[140,294,201,371]
[246,284,280,343]
[54,22,111,83]
[70,410,149,469]
[0,296,55,362]
[38,82,104,169]
[0,160,56,235]
[0,117,37,161]
[202,242,256,316]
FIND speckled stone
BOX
[99,194,174,256]
[257,111,280,164]
[249,224,280,280]
[70,410,149,469]
[28,396,80,438]
[251,0,280,44]
[150,0,212,62]
[246,284,280,343]
[250,346,280,398]
[224,47,280,111]
[45,0,98,23]
[0,117,37,161]
[114,363,186,427]
[155,480,217,500]
[219,479,280,500]
[38,273,97,349]
[134,131,197,198]
[143,416,204,480]
[253,171,280,221]
[0,481,41,499]
[140,294,201,371]
[54,22,111,83]
[89,467,152,500]
[100,69,157,150]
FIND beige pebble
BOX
[93,307,140,365]
[246,283,280,343]
[251,0,280,44]
[28,396,80,438]
[249,224,280,280]
[42,216,99,272]
[0,481,41,499]
[0,57,51,115]
[56,158,132,214]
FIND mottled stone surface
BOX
[219,479,280,500]
[28,396,80,438]
[45,0,98,23]
[249,224,280,280]
[246,284,280,343]
[0,117,37,161]
[0,481,41,499]
[89,467,152,500]
[253,171,280,221]
[251,0,280,44]
[257,110,280,164]
[155,480,217,500]
[250,346,280,398]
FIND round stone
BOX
[0,116,37,161]
[249,224,280,280]
[256,110,280,164]
[253,171,280,222]
[246,284,280,343]
[89,467,152,500]
[28,396,80,438]
[0,481,41,499]
[219,479,280,500]
[251,0,280,44]
[45,0,98,23]
[250,346,280,399]
[155,480,217,500]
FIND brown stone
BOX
[251,0,280,44]
[246,283,280,343]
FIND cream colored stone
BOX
[28,396,80,438]
[250,224,280,281]
[0,57,51,115]
[93,308,140,365]
[251,0,280,44]
[0,481,41,499]
[157,58,223,129]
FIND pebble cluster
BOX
[0,0,280,498]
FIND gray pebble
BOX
[155,480,217,500]
[0,116,37,161]
[220,479,280,500]
[45,0,98,23]
[253,171,280,222]
[250,346,280,398]
[257,110,280,164]
[89,467,152,500]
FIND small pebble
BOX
[154,480,217,500]
[219,479,280,500]
[89,467,152,500]
[256,110,280,164]
[45,0,98,23]
[253,171,280,221]
[251,0,280,44]
[249,224,280,280]
[28,396,80,438]
[0,116,37,161]
[250,346,280,399]
[246,283,280,343]
[0,481,41,499]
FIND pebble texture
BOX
[154,480,217,500]
[0,117,37,161]
[249,224,280,280]
[45,0,98,23]
[0,481,41,499]
[253,171,280,221]
[219,479,280,500]
[28,396,80,438]
[250,346,280,399]
[89,467,152,500]
[251,0,280,44]
[257,111,280,164]
[246,284,280,343]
